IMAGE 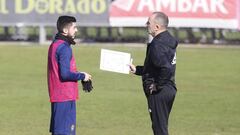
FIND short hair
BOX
[57,16,76,33]
[152,12,169,28]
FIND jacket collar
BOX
[55,33,76,45]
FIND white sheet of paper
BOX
[100,49,131,74]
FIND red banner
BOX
[110,0,240,29]
[238,0,240,29]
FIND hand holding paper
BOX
[128,63,136,74]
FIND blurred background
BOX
[0,0,239,45]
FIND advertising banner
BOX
[0,0,109,26]
[110,0,240,29]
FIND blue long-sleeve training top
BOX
[55,42,85,82]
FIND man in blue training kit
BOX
[129,12,178,135]
[47,16,91,135]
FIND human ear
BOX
[63,28,68,34]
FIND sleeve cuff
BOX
[78,72,85,81]
[135,66,143,76]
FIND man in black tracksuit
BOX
[129,12,178,135]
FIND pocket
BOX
[143,78,157,95]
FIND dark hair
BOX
[152,12,169,28]
[57,16,76,33]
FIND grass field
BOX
[0,44,240,135]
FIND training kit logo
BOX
[171,52,177,65]
[71,125,75,131]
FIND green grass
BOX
[0,44,240,135]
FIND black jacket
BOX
[135,31,178,91]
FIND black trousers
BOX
[147,85,176,135]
